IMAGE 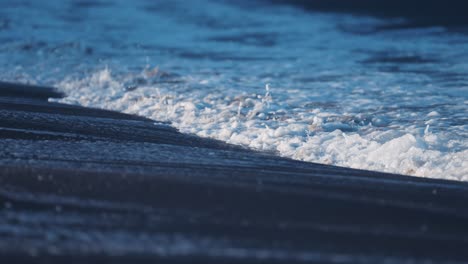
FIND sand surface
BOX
[0,82,467,263]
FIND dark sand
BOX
[1,81,468,263]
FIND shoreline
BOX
[1,81,468,263]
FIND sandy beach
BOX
[1,81,467,263]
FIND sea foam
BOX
[53,68,468,180]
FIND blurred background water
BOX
[0,0,467,179]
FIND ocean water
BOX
[0,0,467,180]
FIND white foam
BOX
[52,69,468,181]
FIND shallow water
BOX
[0,0,467,180]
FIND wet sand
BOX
[1,81,468,263]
